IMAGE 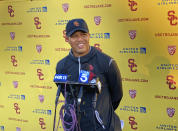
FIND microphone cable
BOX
[56,83,81,131]
[53,84,62,131]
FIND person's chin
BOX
[77,46,86,51]
[77,49,87,54]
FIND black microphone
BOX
[82,63,101,93]
[53,74,68,105]
[77,63,91,105]
[90,77,101,108]
[81,63,102,108]
[53,74,68,131]
[55,84,61,105]
[77,86,83,105]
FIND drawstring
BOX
[78,57,81,76]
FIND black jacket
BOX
[56,46,123,131]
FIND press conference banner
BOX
[0,0,178,131]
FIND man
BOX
[56,18,123,131]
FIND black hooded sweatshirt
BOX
[56,46,123,131]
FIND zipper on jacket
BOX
[95,110,106,129]
[78,56,81,77]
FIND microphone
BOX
[79,70,90,83]
[90,77,101,108]
[81,63,101,93]
[90,77,101,94]
[55,85,61,105]
[80,63,102,108]
[77,70,90,105]
[53,74,68,105]
[53,74,68,131]
[81,64,105,129]
[54,74,68,82]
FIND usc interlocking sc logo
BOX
[168,10,178,26]
[39,118,46,129]
[37,69,44,80]
[11,55,17,67]
[14,103,20,114]
[34,17,41,29]
[129,116,138,130]
[128,59,137,72]
[128,0,137,11]
[8,5,14,17]
[166,75,176,90]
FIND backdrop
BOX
[0,0,178,131]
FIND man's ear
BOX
[88,33,90,38]
[65,36,69,42]
[63,30,69,42]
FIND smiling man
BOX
[65,19,90,57]
[55,18,123,131]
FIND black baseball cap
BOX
[66,18,89,37]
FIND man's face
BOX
[68,31,90,57]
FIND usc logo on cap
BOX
[73,21,79,26]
